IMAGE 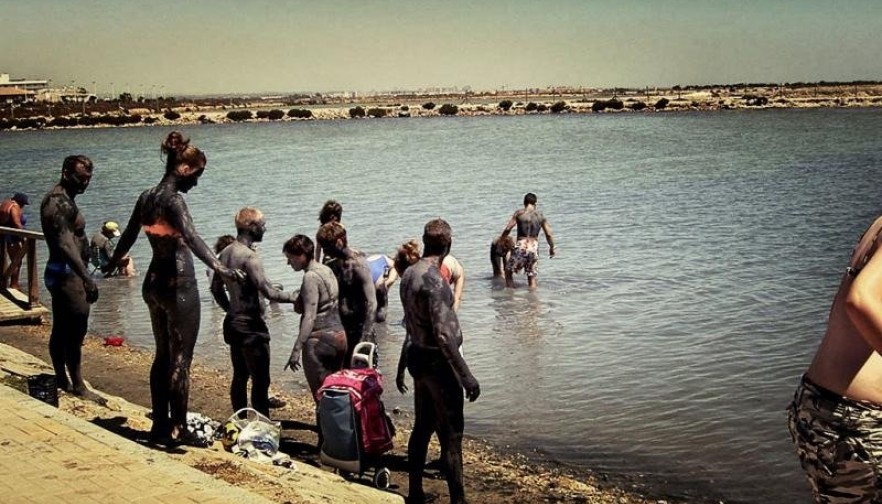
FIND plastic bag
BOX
[223,408,282,463]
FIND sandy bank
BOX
[0,322,706,503]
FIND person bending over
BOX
[399,218,480,504]
[40,156,99,397]
[365,252,399,323]
[211,207,296,417]
[106,131,242,447]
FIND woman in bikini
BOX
[108,131,242,446]
[789,216,882,501]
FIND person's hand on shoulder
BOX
[217,265,246,283]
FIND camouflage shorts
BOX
[505,239,539,277]
[787,375,882,503]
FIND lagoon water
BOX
[4,108,882,503]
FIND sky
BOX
[1,0,881,97]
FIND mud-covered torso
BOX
[400,258,462,349]
[327,254,370,320]
[217,241,264,318]
[138,186,196,283]
[515,208,545,242]
[41,187,89,265]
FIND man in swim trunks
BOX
[788,214,882,502]
[211,207,296,417]
[399,218,480,504]
[316,221,376,367]
[499,192,556,289]
[0,192,30,289]
[40,156,99,397]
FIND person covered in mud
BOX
[499,192,555,289]
[314,199,342,264]
[40,155,100,398]
[282,234,347,402]
[315,221,376,366]
[105,131,242,447]
[399,218,480,504]
[210,207,296,417]
[788,214,882,502]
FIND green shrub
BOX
[438,104,459,115]
[592,101,606,112]
[654,98,669,109]
[163,110,181,120]
[550,101,568,113]
[349,106,365,118]
[226,110,253,121]
[498,100,513,111]
[287,108,313,119]
[536,104,548,112]
[400,105,409,111]
[629,101,647,111]
[422,102,436,110]
[525,102,538,112]
[606,98,624,110]
[143,116,158,124]
[367,107,387,118]
[268,109,285,120]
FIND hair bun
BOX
[161,131,190,156]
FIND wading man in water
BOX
[315,221,376,366]
[399,218,480,504]
[107,131,242,447]
[211,207,296,417]
[499,192,556,289]
[788,214,882,502]
[40,155,99,398]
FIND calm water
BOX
[4,109,882,503]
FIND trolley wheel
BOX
[373,467,391,489]
[338,469,353,481]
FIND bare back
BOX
[514,207,546,241]
[807,215,882,401]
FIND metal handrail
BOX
[0,225,45,308]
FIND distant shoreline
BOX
[3,83,882,132]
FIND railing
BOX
[0,226,45,309]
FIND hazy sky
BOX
[2,0,880,96]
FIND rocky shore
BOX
[0,322,716,504]
[2,83,882,132]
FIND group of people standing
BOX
[30,130,557,504]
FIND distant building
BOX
[0,87,36,104]
[0,73,48,93]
